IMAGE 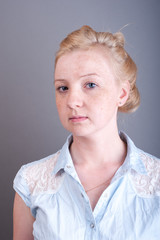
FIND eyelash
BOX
[57,86,68,92]
[56,82,97,93]
[85,82,97,89]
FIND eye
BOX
[85,82,97,89]
[57,86,68,92]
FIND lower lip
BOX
[69,117,88,123]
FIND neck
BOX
[70,127,126,168]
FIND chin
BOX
[70,128,98,138]
[70,130,89,137]
[64,127,91,137]
[63,122,101,138]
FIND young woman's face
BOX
[54,47,126,138]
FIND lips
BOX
[69,116,88,123]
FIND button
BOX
[66,165,72,169]
[90,223,95,229]
[81,193,84,198]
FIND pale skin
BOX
[13,46,130,239]
[13,193,35,240]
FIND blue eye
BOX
[86,83,96,89]
[57,86,68,92]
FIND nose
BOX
[67,90,83,109]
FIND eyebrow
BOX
[80,73,99,78]
[54,73,99,83]
[54,79,66,83]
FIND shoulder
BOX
[121,132,160,197]
[139,150,160,174]
[131,149,160,197]
[14,151,62,196]
[23,151,60,177]
[23,151,60,176]
[14,135,72,201]
[121,131,160,173]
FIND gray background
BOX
[0,0,160,238]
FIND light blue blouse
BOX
[13,132,160,240]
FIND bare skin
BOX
[13,193,35,240]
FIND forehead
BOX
[55,47,114,79]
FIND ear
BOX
[118,81,130,107]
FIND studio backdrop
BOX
[0,0,159,239]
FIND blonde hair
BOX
[55,25,140,113]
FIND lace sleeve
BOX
[13,152,60,208]
[13,165,32,207]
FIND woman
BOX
[13,26,160,240]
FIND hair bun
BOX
[113,32,125,48]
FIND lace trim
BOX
[24,152,63,196]
[131,153,160,197]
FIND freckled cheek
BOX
[90,95,109,107]
[55,95,64,106]
[92,96,116,113]
[55,100,64,114]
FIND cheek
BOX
[92,93,118,114]
[91,92,111,107]
[55,99,64,114]
[55,94,63,106]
